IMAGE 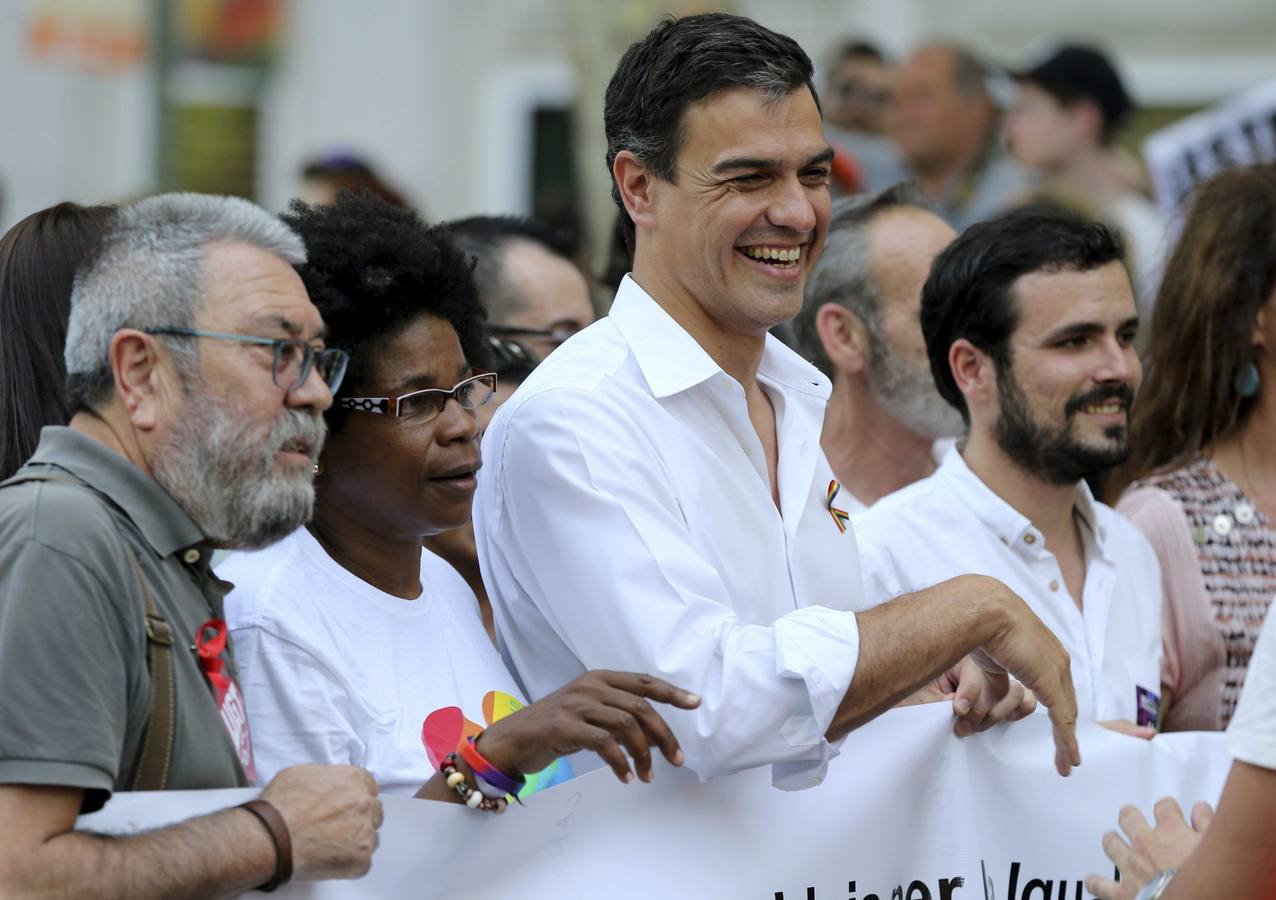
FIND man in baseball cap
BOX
[1005,43,1168,316]
[1016,44,1134,142]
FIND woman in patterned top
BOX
[1108,164,1276,731]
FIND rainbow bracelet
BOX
[461,734,526,799]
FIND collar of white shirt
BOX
[933,444,1110,560]
[608,274,831,403]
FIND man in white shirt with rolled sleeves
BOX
[475,13,1084,790]
[856,204,1163,732]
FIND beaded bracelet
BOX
[440,752,508,813]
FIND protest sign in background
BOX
[1144,78,1276,217]
[79,704,1231,899]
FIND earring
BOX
[313,459,324,476]
[1234,361,1261,398]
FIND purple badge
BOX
[1137,685,1161,728]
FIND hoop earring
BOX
[1234,361,1261,398]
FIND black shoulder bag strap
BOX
[0,470,176,790]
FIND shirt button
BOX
[1049,579,1059,592]
[1235,502,1255,525]
[183,548,201,564]
[1212,514,1232,537]
[742,444,752,457]
[1024,534,1036,545]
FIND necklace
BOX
[1232,437,1274,524]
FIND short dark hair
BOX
[447,214,577,321]
[920,204,1125,422]
[604,13,819,251]
[0,202,116,479]
[300,153,407,208]
[281,190,488,432]
[833,40,886,67]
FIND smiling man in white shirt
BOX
[475,13,1083,790]
[855,205,1162,732]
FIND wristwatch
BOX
[1135,869,1176,900]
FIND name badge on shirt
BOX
[1136,685,1161,729]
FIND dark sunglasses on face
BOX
[488,322,582,345]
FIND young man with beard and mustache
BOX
[795,184,963,513]
[0,194,382,897]
[476,12,1086,792]
[855,205,1163,732]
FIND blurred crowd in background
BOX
[4,0,1276,286]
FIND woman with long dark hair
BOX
[0,202,116,479]
[1110,164,1276,731]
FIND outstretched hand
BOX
[477,670,701,785]
[1084,797,1214,899]
[970,580,1082,776]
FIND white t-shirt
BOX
[855,447,1163,723]
[1227,602,1276,770]
[219,528,572,796]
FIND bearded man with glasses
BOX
[0,193,383,898]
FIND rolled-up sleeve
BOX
[479,387,860,787]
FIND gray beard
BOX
[866,338,965,441]
[151,391,327,550]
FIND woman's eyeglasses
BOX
[337,371,498,423]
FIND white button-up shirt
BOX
[475,276,864,789]
[854,447,1162,722]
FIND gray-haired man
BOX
[0,193,379,897]
[795,184,961,511]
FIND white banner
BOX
[1144,79,1276,217]
[78,705,1231,899]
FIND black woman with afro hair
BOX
[218,190,700,811]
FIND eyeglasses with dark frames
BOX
[338,371,497,423]
[144,328,349,393]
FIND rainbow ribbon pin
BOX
[827,480,850,534]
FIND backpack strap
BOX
[124,544,175,790]
[0,470,176,791]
